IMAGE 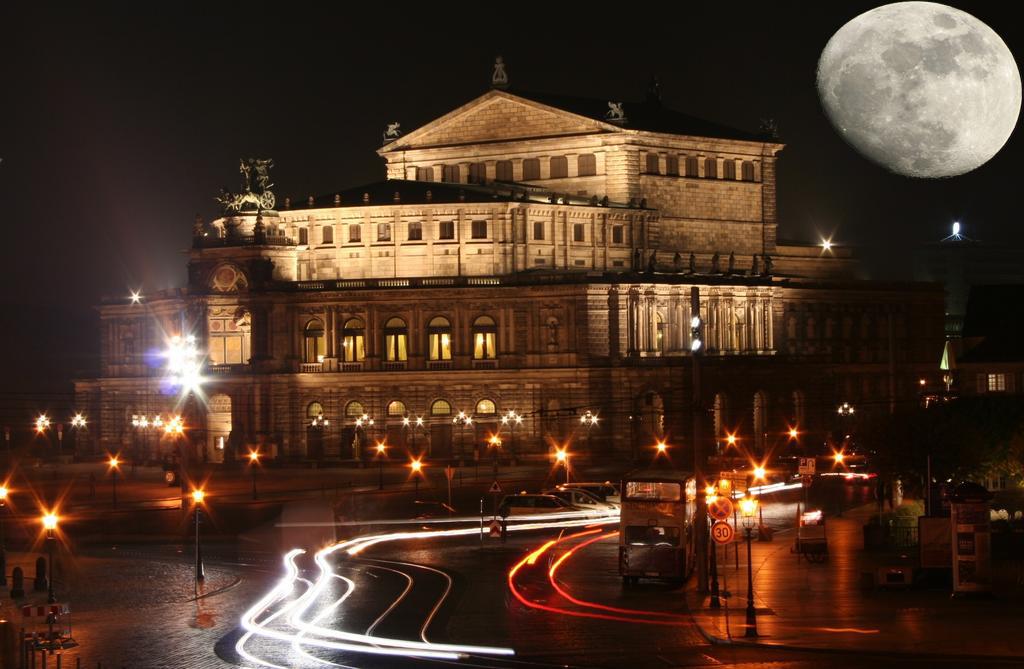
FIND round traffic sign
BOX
[711,521,735,545]
[707,495,734,521]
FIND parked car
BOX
[498,493,577,517]
[545,487,619,515]
[560,481,621,505]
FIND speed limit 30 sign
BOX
[711,521,735,545]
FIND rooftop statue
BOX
[216,158,276,213]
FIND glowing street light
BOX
[248,449,261,500]
[820,237,833,252]
[752,466,767,482]
[165,334,204,396]
[41,512,59,603]
[837,402,855,417]
[191,488,206,581]
[788,426,799,440]
[375,441,387,490]
[129,289,143,305]
[108,455,121,508]
[409,457,424,495]
[501,409,523,463]
[833,450,845,465]
[739,496,759,637]
[655,440,669,458]
[0,485,8,587]
[70,413,87,429]
[35,414,51,434]
[554,447,571,484]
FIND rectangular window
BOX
[469,163,486,184]
[645,153,660,174]
[384,333,408,361]
[533,221,545,240]
[321,225,333,245]
[429,333,452,360]
[522,158,540,180]
[723,160,737,180]
[377,222,391,242]
[612,225,624,244]
[348,224,361,243]
[573,223,585,242]
[988,373,1007,392]
[577,153,597,177]
[471,220,487,239]
[495,160,513,181]
[666,155,679,176]
[550,156,568,179]
[407,221,423,241]
[439,220,455,240]
[473,332,496,359]
[342,335,365,362]
[298,228,308,245]
[442,165,460,183]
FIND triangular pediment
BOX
[383,90,618,151]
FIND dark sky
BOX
[1,3,1021,404]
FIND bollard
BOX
[76,658,80,669]
[11,566,25,598]
[57,654,62,669]
[34,558,47,592]
[41,649,47,669]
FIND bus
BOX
[619,469,696,585]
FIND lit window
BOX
[655,312,666,354]
[341,318,366,362]
[471,220,487,239]
[408,221,423,241]
[307,402,324,419]
[533,221,545,241]
[472,315,497,360]
[988,373,1007,392]
[303,319,326,363]
[475,398,496,415]
[387,400,407,416]
[439,220,455,240]
[431,399,452,416]
[345,401,364,418]
[377,223,391,242]
[427,316,452,361]
[383,317,408,362]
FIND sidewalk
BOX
[688,503,1024,659]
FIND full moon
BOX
[817,2,1021,178]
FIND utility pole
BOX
[691,286,709,594]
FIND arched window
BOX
[303,318,325,363]
[387,400,407,417]
[475,398,496,415]
[522,158,541,180]
[753,391,767,452]
[431,399,452,416]
[741,161,755,181]
[685,156,699,177]
[577,154,596,177]
[416,166,434,182]
[722,160,736,180]
[341,318,366,362]
[550,156,568,179]
[495,160,513,181]
[208,308,251,366]
[442,165,460,183]
[645,153,660,174]
[345,400,365,418]
[427,316,452,361]
[307,402,325,419]
[704,158,718,178]
[383,317,408,362]
[321,225,334,244]
[666,155,679,176]
[472,315,497,360]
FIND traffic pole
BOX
[692,287,709,594]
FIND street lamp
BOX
[353,413,371,461]
[487,435,502,479]
[554,446,570,484]
[726,432,738,448]
[836,402,855,417]
[0,485,8,587]
[248,449,261,500]
[654,439,669,461]
[42,512,58,603]
[375,441,387,490]
[501,410,523,464]
[752,465,767,483]
[107,455,121,508]
[739,496,759,637]
[787,426,799,441]
[580,410,599,456]
[410,457,424,495]
[191,489,206,582]
[453,411,472,465]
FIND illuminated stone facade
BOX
[75,88,944,465]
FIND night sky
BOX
[1,3,1021,409]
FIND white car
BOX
[545,487,619,515]
[498,493,577,517]
[560,482,621,506]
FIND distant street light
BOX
[108,455,121,508]
[42,512,59,603]
[739,496,759,637]
[752,466,767,482]
[410,457,424,495]
[501,410,523,463]
[0,485,8,587]
[654,440,669,461]
[248,449,261,500]
[375,441,387,490]
[554,446,571,484]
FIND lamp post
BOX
[739,496,759,637]
[375,441,387,490]
[654,439,669,463]
[488,435,501,479]
[410,457,423,495]
[191,489,206,582]
[501,410,522,465]
[453,411,472,465]
[108,455,120,508]
[71,412,88,457]
[248,449,261,500]
[555,446,570,484]
[0,485,8,587]
[353,414,371,461]
[42,512,58,603]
